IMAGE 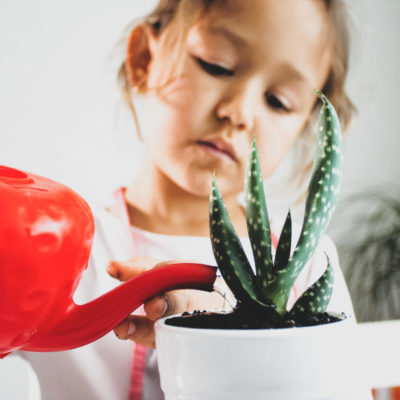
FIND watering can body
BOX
[0,166,216,357]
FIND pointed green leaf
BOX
[289,254,334,317]
[245,138,274,296]
[274,210,292,272]
[210,174,265,306]
[264,90,343,314]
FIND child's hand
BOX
[107,257,226,349]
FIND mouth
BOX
[196,139,237,163]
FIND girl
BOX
[20,0,357,399]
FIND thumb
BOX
[161,289,227,317]
[114,315,156,349]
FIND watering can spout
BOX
[25,263,216,352]
[0,165,217,356]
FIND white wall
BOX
[1,1,399,398]
[0,2,157,398]
[0,0,157,206]
[341,0,400,193]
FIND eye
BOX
[195,57,234,77]
[265,93,290,112]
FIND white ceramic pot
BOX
[155,314,366,400]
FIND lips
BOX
[196,139,237,162]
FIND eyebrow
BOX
[206,26,249,47]
[276,63,313,87]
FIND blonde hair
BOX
[117,0,356,202]
[117,0,209,136]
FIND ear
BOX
[126,24,154,91]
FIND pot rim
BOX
[155,311,354,338]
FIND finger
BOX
[162,289,227,317]
[107,257,199,281]
[114,315,156,349]
[152,259,198,268]
[106,256,158,281]
[144,295,169,321]
[143,275,229,321]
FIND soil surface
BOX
[165,308,345,329]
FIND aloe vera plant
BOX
[210,90,343,325]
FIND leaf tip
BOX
[313,88,327,105]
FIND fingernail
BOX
[107,262,121,280]
[106,262,115,275]
[126,320,136,337]
[159,296,168,317]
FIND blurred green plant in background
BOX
[332,187,400,322]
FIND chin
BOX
[191,176,242,199]
[167,165,242,199]
[182,178,212,198]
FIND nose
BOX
[215,83,258,132]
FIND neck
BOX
[124,160,246,237]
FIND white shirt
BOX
[20,204,355,400]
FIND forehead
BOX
[195,0,332,87]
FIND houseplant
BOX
[155,91,367,400]
[333,188,400,322]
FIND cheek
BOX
[148,55,216,118]
[145,80,212,143]
[255,114,307,178]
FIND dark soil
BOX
[165,308,345,330]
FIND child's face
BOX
[139,0,332,198]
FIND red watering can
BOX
[0,166,216,358]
